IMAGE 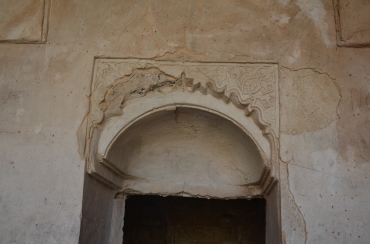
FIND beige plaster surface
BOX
[0,0,369,243]
[280,67,341,135]
[0,0,49,42]
[335,0,370,46]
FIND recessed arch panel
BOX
[106,107,264,192]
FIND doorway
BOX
[122,195,266,243]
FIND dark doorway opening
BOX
[123,195,266,244]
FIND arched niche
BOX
[87,90,277,196]
[105,106,265,198]
[78,59,281,244]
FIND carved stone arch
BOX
[78,59,281,244]
[92,96,277,196]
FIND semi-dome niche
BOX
[104,107,265,198]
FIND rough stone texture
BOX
[0,0,369,243]
[0,0,49,43]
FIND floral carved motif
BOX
[186,65,278,131]
[84,59,279,145]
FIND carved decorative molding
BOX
[89,59,279,135]
[78,58,280,195]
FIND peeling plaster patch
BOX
[296,0,331,46]
[280,67,341,135]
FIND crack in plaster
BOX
[121,12,141,35]
[288,162,367,185]
[286,161,308,244]
[281,65,335,82]
[145,0,160,51]
[347,29,370,42]
[211,45,263,63]
[142,46,209,62]
[332,0,370,47]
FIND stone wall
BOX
[0,0,369,243]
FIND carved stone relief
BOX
[87,59,278,136]
[78,58,280,196]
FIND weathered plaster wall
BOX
[0,0,369,243]
[0,0,50,43]
[79,173,116,244]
